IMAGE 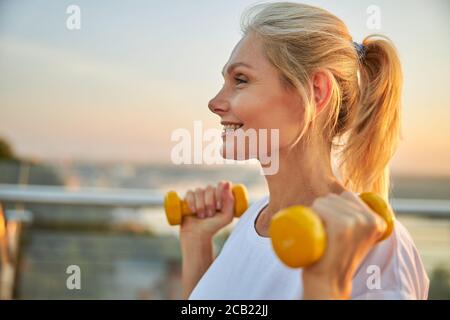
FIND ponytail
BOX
[339,35,403,200]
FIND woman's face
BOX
[208,32,304,161]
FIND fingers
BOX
[220,181,235,217]
[311,196,342,228]
[185,190,196,213]
[204,185,216,217]
[340,191,388,237]
[215,181,226,211]
[184,181,233,219]
[312,192,386,242]
[339,191,369,212]
[194,188,206,219]
[325,193,362,217]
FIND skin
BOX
[180,32,387,300]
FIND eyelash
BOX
[221,73,248,87]
[234,75,247,85]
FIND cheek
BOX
[256,112,302,149]
[229,93,260,124]
[232,93,303,149]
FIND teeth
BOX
[222,124,243,131]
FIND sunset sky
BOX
[0,0,449,176]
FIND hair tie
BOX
[353,41,366,60]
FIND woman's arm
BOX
[180,232,214,299]
[179,181,236,299]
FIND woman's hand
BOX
[180,181,236,240]
[302,191,388,299]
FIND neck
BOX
[261,140,345,219]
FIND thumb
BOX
[221,182,235,217]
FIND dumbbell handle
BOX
[164,184,249,226]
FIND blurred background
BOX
[0,0,449,299]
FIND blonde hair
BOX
[241,2,402,200]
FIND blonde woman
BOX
[180,2,429,299]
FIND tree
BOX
[0,137,16,161]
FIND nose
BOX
[208,92,230,116]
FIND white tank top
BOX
[189,195,429,299]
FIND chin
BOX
[220,141,256,161]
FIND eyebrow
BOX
[221,62,253,76]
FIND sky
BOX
[0,0,449,176]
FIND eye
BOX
[234,74,248,86]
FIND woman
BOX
[180,2,429,299]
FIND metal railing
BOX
[0,183,449,216]
[0,184,164,208]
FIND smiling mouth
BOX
[221,122,244,136]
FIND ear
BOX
[311,70,333,115]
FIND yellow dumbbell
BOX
[164,184,249,225]
[269,192,395,268]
